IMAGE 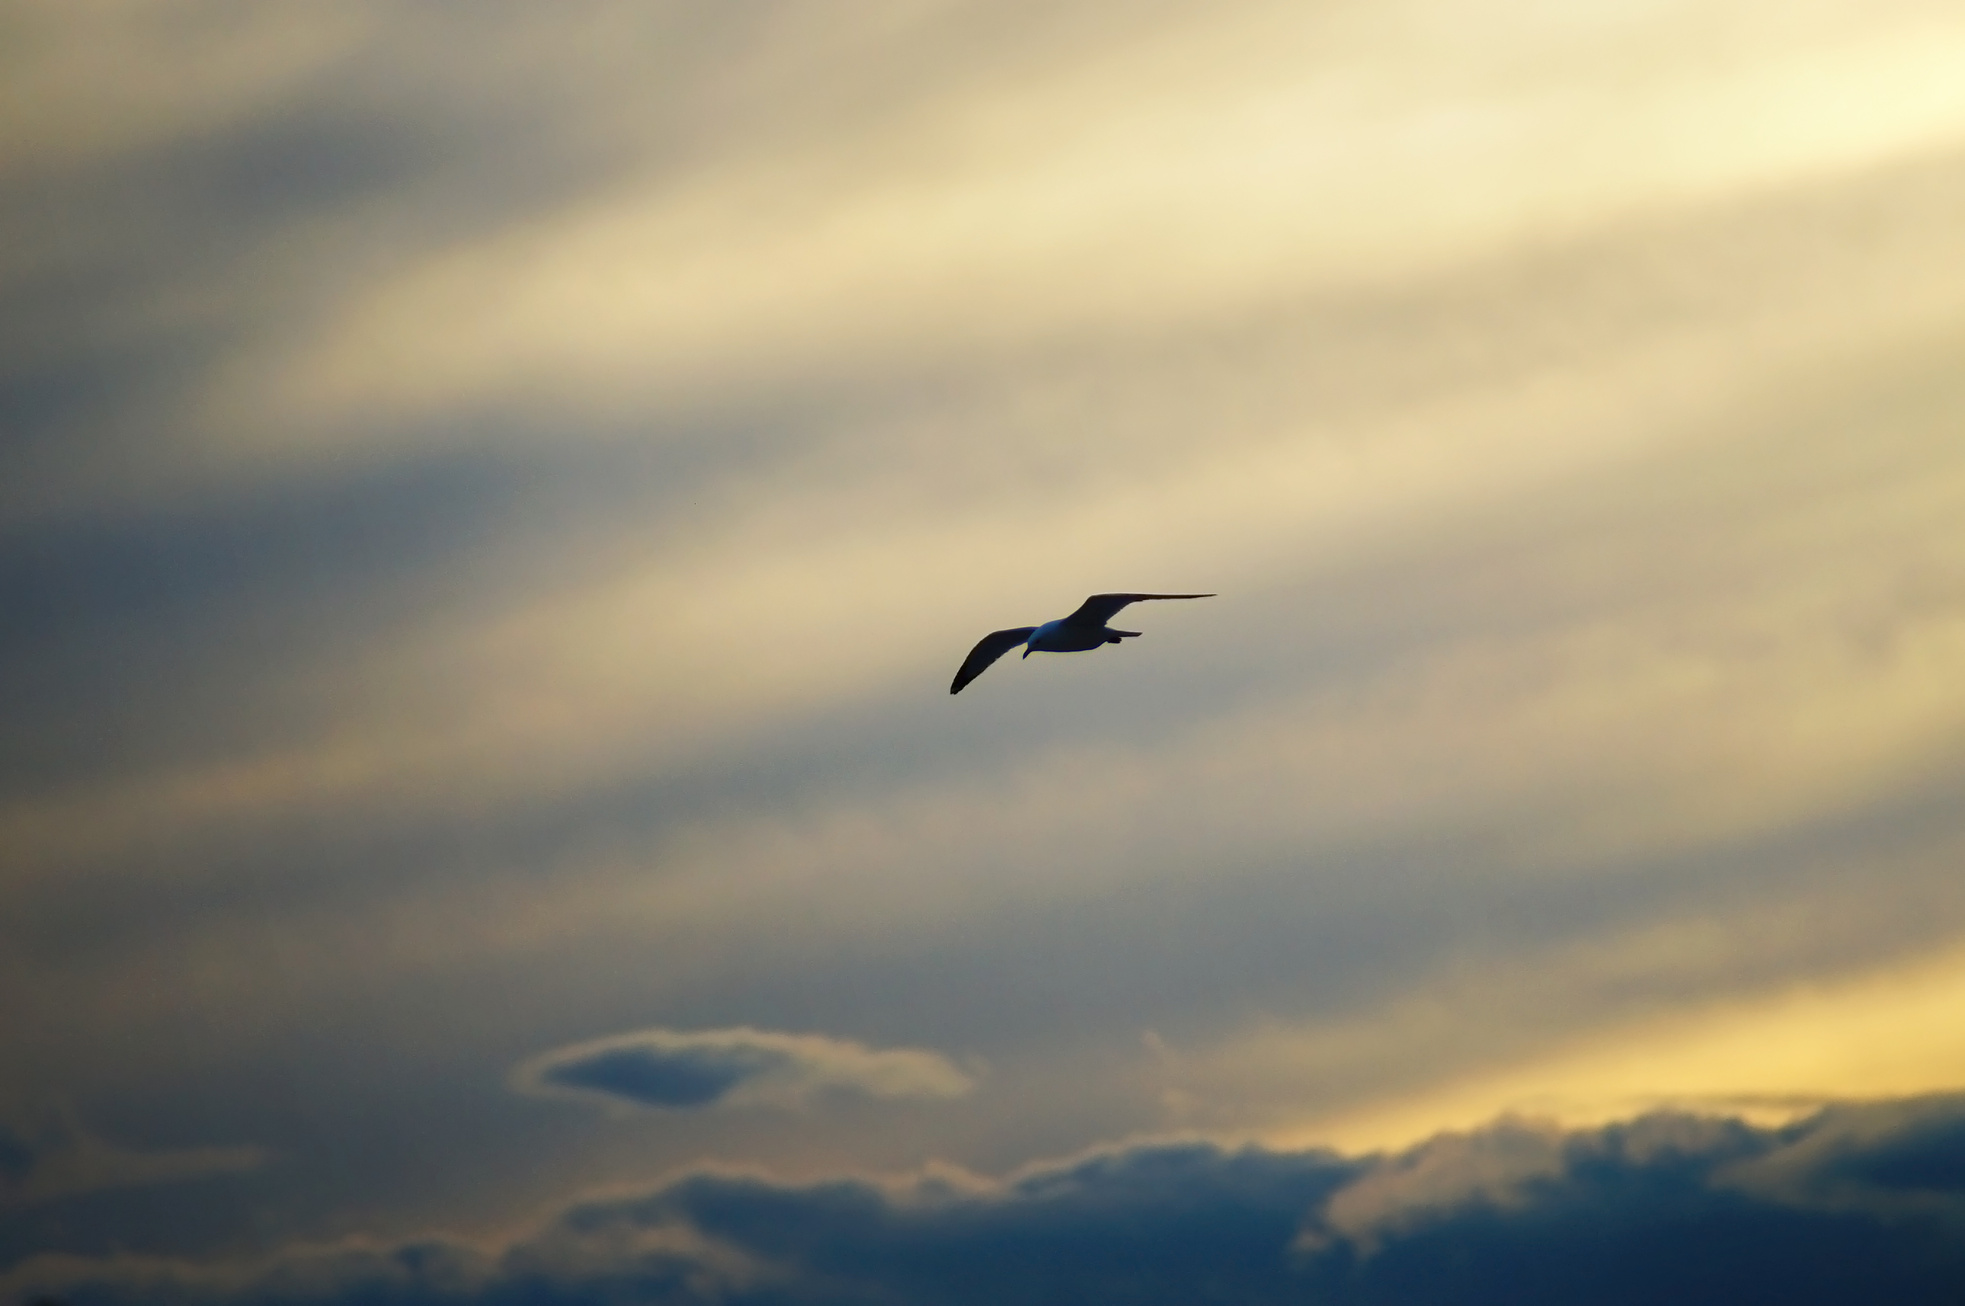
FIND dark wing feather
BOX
[1064,593,1215,627]
[950,627,1038,694]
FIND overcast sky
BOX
[6,2,1965,1300]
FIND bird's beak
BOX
[1022,647,1032,658]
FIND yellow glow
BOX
[1287,939,1965,1151]
[201,1,1965,461]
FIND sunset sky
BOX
[6,2,1965,1301]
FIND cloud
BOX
[9,0,1965,1280]
[1302,1112,1764,1254]
[215,0,1965,452]
[13,1098,1965,1304]
[512,1027,976,1112]
[0,1106,263,1212]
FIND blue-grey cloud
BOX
[539,1042,785,1110]
[13,1097,1965,1304]
[0,1108,262,1213]
[513,1026,976,1112]
[0,1128,33,1187]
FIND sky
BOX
[5,1,1965,1300]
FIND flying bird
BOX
[950,593,1215,694]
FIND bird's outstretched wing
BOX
[950,627,1038,694]
[1064,593,1215,627]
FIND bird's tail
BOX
[1107,629,1142,643]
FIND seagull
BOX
[950,593,1215,694]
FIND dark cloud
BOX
[538,1043,786,1110]
[0,1130,33,1187]
[513,1028,974,1113]
[13,1097,1965,1304]
[1832,1113,1965,1193]
[0,1108,261,1215]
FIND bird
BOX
[950,592,1214,694]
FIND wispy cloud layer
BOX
[6,0,1965,1281]
[0,1107,261,1213]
